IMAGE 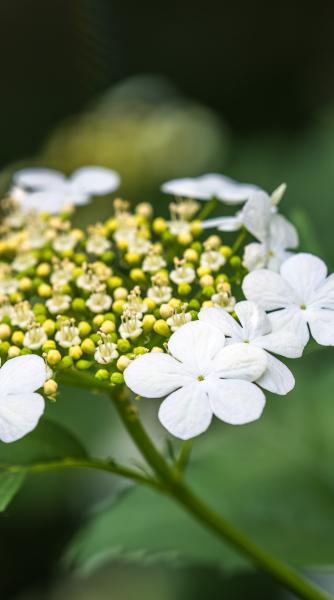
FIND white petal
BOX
[242,242,267,271]
[217,216,244,231]
[168,321,225,372]
[256,353,295,395]
[124,353,192,398]
[0,355,46,394]
[269,214,298,250]
[207,379,265,425]
[161,177,212,200]
[307,308,334,346]
[13,168,65,190]
[0,392,45,443]
[19,191,68,214]
[280,253,327,304]
[70,166,120,195]
[242,270,298,310]
[158,383,212,439]
[235,301,271,339]
[256,308,308,357]
[271,183,287,205]
[213,343,267,381]
[198,307,242,339]
[242,192,272,242]
[310,274,334,310]
[201,216,239,230]
[200,174,261,204]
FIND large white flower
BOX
[243,253,334,347]
[124,320,267,440]
[0,355,46,443]
[199,302,302,394]
[12,166,121,214]
[161,173,261,204]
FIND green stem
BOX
[0,457,160,490]
[232,226,247,253]
[197,199,218,221]
[58,371,332,600]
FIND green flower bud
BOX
[12,331,24,346]
[202,285,215,298]
[110,372,124,385]
[74,253,86,265]
[81,338,96,355]
[0,341,10,354]
[142,314,156,332]
[20,347,32,355]
[42,340,56,352]
[178,283,192,296]
[47,349,62,366]
[133,346,148,355]
[59,356,74,369]
[112,300,125,315]
[78,321,92,337]
[72,298,86,312]
[230,256,241,268]
[102,251,115,263]
[153,319,171,337]
[220,245,232,258]
[43,319,56,335]
[117,339,131,353]
[188,299,200,310]
[8,345,21,358]
[130,268,146,283]
[107,276,123,290]
[33,303,46,315]
[95,369,110,381]
[69,345,83,360]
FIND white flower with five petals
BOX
[199,302,303,395]
[243,253,334,347]
[12,166,120,214]
[0,355,46,443]
[124,321,267,440]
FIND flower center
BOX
[300,303,306,310]
[197,375,205,381]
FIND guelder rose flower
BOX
[0,355,46,443]
[199,302,303,394]
[161,174,261,204]
[12,166,121,214]
[243,253,334,346]
[124,321,267,440]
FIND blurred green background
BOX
[1,1,334,598]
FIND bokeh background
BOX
[1,1,334,598]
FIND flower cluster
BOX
[0,167,333,442]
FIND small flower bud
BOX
[43,319,56,336]
[188,299,200,310]
[159,303,174,319]
[143,297,156,311]
[18,277,32,292]
[111,372,125,385]
[130,268,146,283]
[142,314,156,332]
[133,346,148,355]
[151,346,164,352]
[202,300,214,308]
[153,217,167,234]
[75,359,92,370]
[81,339,96,355]
[117,339,131,353]
[202,285,215,298]
[72,298,86,312]
[38,283,52,298]
[78,321,92,337]
[124,252,140,265]
[169,298,181,309]
[178,283,191,296]
[183,248,198,262]
[33,303,46,315]
[44,379,58,396]
[114,287,128,300]
[153,319,170,337]
[36,263,51,277]
[8,345,20,358]
[95,369,110,381]
[107,276,123,289]
[197,266,211,277]
[136,202,152,218]
[92,315,104,328]
[230,256,241,268]
[69,345,83,360]
[0,324,11,340]
[11,331,24,346]
[47,349,62,366]
[116,239,128,251]
[190,220,202,236]
[220,245,232,258]
[177,232,193,245]
[112,300,125,315]
[100,320,115,334]
[200,275,214,287]
[116,356,131,371]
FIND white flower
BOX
[161,174,261,204]
[123,287,148,317]
[124,320,267,440]
[86,291,112,313]
[46,292,71,315]
[86,234,111,256]
[200,250,225,271]
[167,308,192,331]
[142,253,167,273]
[23,323,47,349]
[12,166,121,214]
[170,260,196,284]
[128,235,151,256]
[11,301,34,329]
[55,319,81,348]
[76,269,100,291]
[52,233,77,253]
[147,276,172,304]
[119,310,143,339]
[94,333,119,364]
[0,355,46,442]
[199,302,302,394]
[12,252,37,273]
[243,253,334,346]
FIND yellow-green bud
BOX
[200,274,214,287]
[72,298,86,312]
[81,338,96,355]
[159,303,174,319]
[107,276,123,289]
[0,324,11,340]
[95,369,110,381]
[184,248,198,262]
[100,320,115,334]
[78,321,92,337]
[43,319,56,336]
[153,319,170,337]
[215,273,229,284]
[36,263,51,277]
[143,297,156,311]
[220,245,233,258]
[178,283,191,296]
[47,349,62,366]
[142,314,156,332]
[124,252,140,265]
[190,220,202,236]
[197,266,211,277]
[202,285,215,298]
[33,303,46,315]
[18,277,32,292]
[42,340,56,352]
[92,315,105,328]
[110,372,125,385]
[151,346,164,352]
[117,339,131,353]
[153,217,167,234]
[133,346,148,355]
[38,283,52,298]
[75,359,92,370]
[202,300,214,308]
[69,345,83,360]
[136,202,152,218]
[206,235,221,248]
[8,345,20,358]
[230,256,241,268]
[114,287,128,300]
[130,268,146,283]
[112,300,125,315]
[177,232,193,245]
[169,298,181,309]
[44,379,58,395]
[12,331,24,346]
[116,356,131,371]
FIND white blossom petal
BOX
[124,353,192,398]
[13,167,65,190]
[306,308,334,346]
[271,183,287,205]
[213,343,267,381]
[311,274,334,310]
[0,355,46,394]
[242,192,272,242]
[70,166,120,195]
[235,301,271,339]
[0,392,45,443]
[257,309,308,356]
[217,216,244,231]
[199,307,242,339]
[256,353,295,395]
[158,383,212,440]
[270,214,298,250]
[19,191,86,214]
[280,253,327,303]
[207,379,265,425]
[167,321,225,372]
[242,270,298,309]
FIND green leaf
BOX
[0,419,87,511]
[66,353,334,573]
[0,472,25,511]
